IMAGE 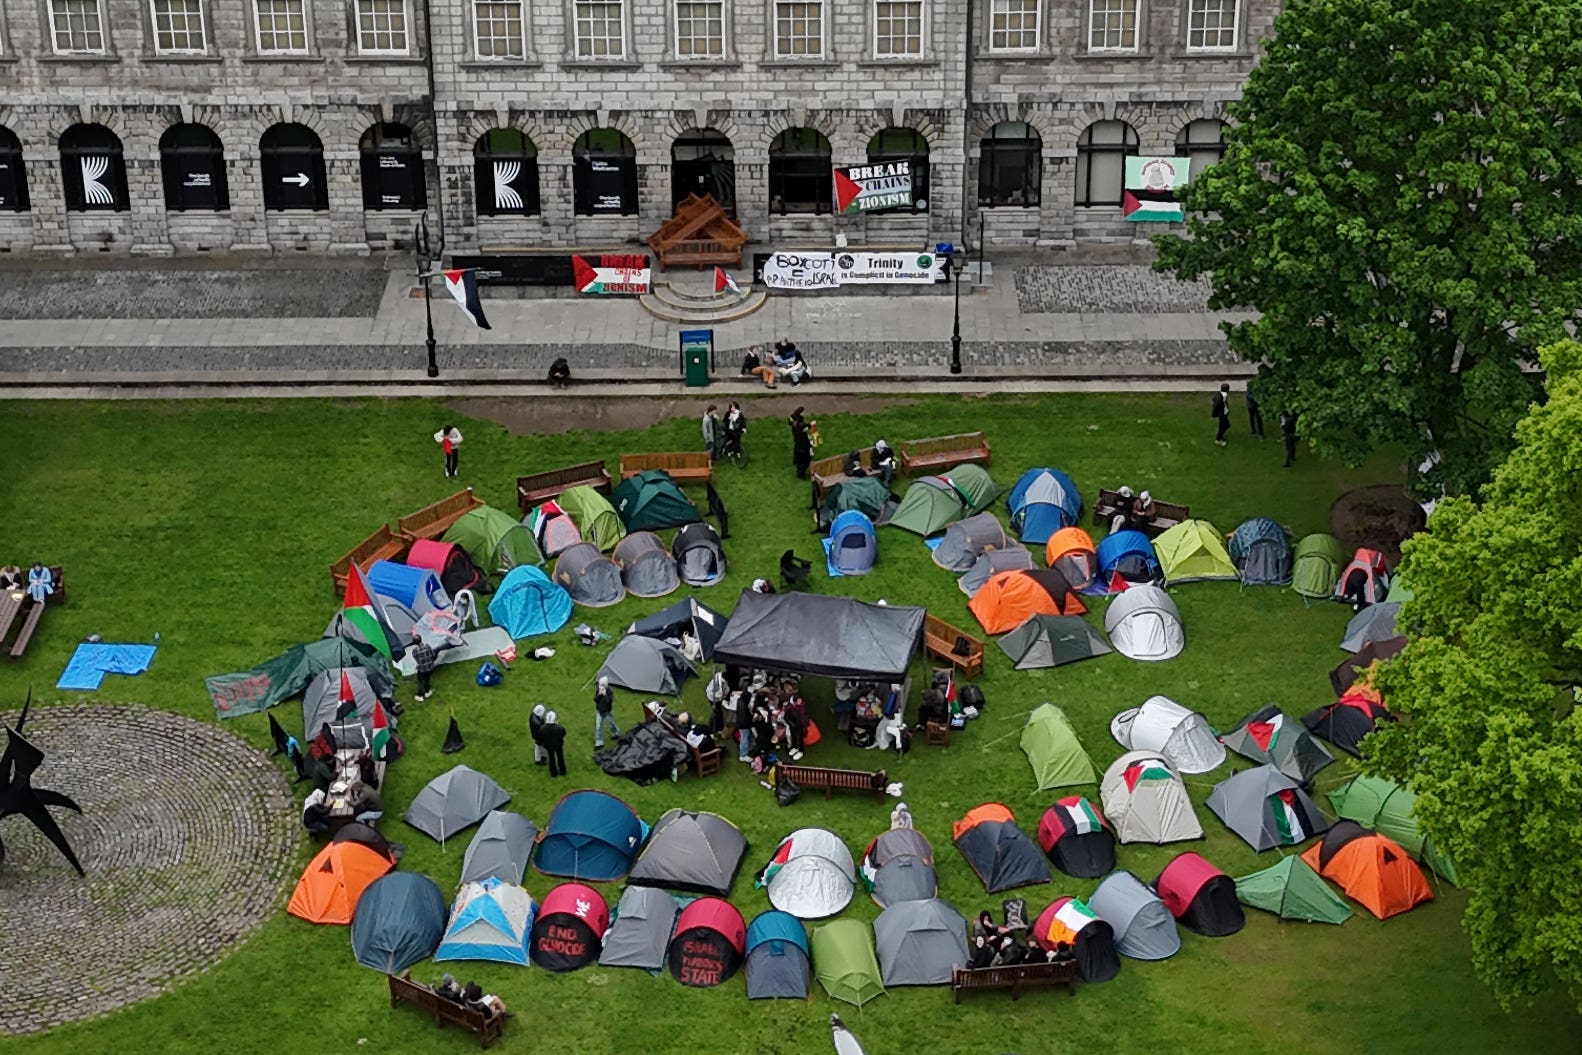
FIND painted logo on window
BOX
[80,155,114,205]
[493,161,522,210]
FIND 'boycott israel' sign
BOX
[762,250,946,289]
[833,161,915,214]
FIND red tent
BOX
[1334,547,1390,606]
[530,882,609,971]
[1030,896,1120,983]
[668,897,747,987]
[406,538,484,595]
[1154,852,1244,937]
[1036,796,1116,879]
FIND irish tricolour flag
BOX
[341,563,391,660]
[1044,897,1099,946]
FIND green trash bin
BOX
[680,329,714,388]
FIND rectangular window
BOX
[1186,0,1235,50]
[151,0,206,52]
[988,0,1038,51]
[356,0,409,54]
[472,0,524,57]
[873,0,921,57]
[255,0,308,51]
[674,0,723,57]
[49,0,105,53]
[574,0,624,58]
[773,0,821,57]
[1087,0,1137,51]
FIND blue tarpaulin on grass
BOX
[57,643,158,691]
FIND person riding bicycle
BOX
[721,401,747,458]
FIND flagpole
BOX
[416,216,439,379]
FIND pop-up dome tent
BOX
[460,810,539,886]
[862,828,937,907]
[1154,520,1237,584]
[888,475,967,537]
[1301,821,1433,919]
[1228,518,1292,586]
[625,596,729,662]
[1340,602,1401,654]
[444,505,545,575]
[1303,688,1394,758]
[368,559,451,614]
[1037,796,1117,879]
[1099,751,1204,844]
[825,510,878,577]
[1030,896,1120,982]
[530,882,609,971]
[406,539,486,596]
[1019,703,1097,791]
[599,885,682,971]
[1155,852,1244,937]
[1104,584,1184,662]
[875,898,969,987]
[557,485,626,552]
[969,568,1086,635]
[404,765,511,844]
[612,531,680,598]
[953,804,1052,893]
[597,635,695,695]
[629,809,748,896]
[288,840,394,924]
[745,910,811,999]
[1206,764,1331,852]
[554,541,627,608]
[1007,467,1082,544]
[536,789,645,881]
[488,565,573,638]
[998,614,1112,670]
[1222,704,1335,784]
[613,470,702,531]
[819,477,896,533]
[526,500,584,559]
[1328,774,1457,883]
[350,872,447,972]
[1089,871,1181,960]
[1335,547,1391,606]
[958,546,1037,598]
[1095,530,1161,591]
[301,666,396,742]
[757,828,857,919]
[1108,695,1224,774]
[672,521,727,586]
[812,919,886,1007]
[1234,856,1353,925]
[1045,527,1099,591]
[668,897,747,987]
[1291,532,1349,601]
[435,877,537,965]
[931,512,1008,572]
[941,463,999,514]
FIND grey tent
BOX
[872,854,937,908]
[403,765,511,844]
[625,597,729,662]
[460,810,539,885]
[612,531,681,598]
[672,522,728,587]
[930,512,1009,573]
[628,809,748,896]
[997,614,1113,670]
[1222,704,1335,784]
[351,872,448,973]
[712,590,925,680]
[301,665,396,741]
[1105,585,1185,662]
[1340,601,1402,653]
[874,898,968,987]
[1228,517,1293,586]
[599,885,682,970]
[1206,764,1332,852]
[554,541,627,607]
[1088,871,1181,960]
[598,636,697,695]
[958,546,1037,598]
[745,910,812,999]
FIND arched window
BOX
[260,123,327,210]
[977,121,1040,207]
[671,129,735,214]
[768,128,831,215]
[1075,120,1138,207]
[1175,119,1226,180]
[474,129,540,216]
[0,126,28,212]
[59,124,128,212]
[360,122,426,211]
[160,124,229,212]
[863,128,928,214]
[573,128,638,216]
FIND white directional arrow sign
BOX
[280,172,310,187]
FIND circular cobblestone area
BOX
[0,704,298,1035]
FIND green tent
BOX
[820,477,894,530]
[1328,774,1457,883]
[997,614,1112,670]
[1291,533,1349,599]
[557,485,626,552]
[1234,856,1352,925]
[206,637,391,720]
[443,505,544,575]
[811,919,886,1007]
[1154,519,1238,583]
[888,476,968,537]
[942,463,999,515]
[612,470,703,531]
[1385,574,1414,603]
[1019,702,1097,790]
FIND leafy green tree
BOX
[1370,340,1582,1009]
[1155,0,1582,494]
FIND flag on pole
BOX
[713,266,742,296]
[442,268,492,329]
[371,700,391,761]
[342,563,393,660]
[336,670,357,719]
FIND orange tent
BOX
[1301,820,1431,920]
[953,802,1014,842]
[287,840,394,924]
[968,569,1087,635]
[1045,528,1098,590]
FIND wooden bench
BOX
[643,703,722,778]
[951,960,1078,1003]
[517,461,613,512]
[619,452,713,484]
[1091,488,1191,538]
[900,432,991,475]
[388,972,504,1048]
[810,447,877,504]
[330,525,406,596]
[924,613,985,680]
[397,488,483,542]
[4,567,66,659]
[775,764,888,801]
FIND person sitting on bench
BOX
[434,974,463,1002]
[302,787,331,835]
[1129,490,1157,532]
[26,562,54,605]
[992,934,1029,967]
[872,440,897,487]
[1110,487,1136,534]
[968,935,996,970]
[0,565,21,591]
[547,358,572,389]
[842,449,868,478]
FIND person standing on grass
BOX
[434,424,463,478]
[530,703,548,765]
[541,710,567,777]
[593,676,619,748]
[410,631,437,702]
[1212,384,1232,447]
[789,407,813,479]
[1281,409,1299,467]
[1246,385,1265,439]
[702,404,719,460]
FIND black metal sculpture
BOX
[0,691,85,877]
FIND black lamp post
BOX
[949,250,964,375]
[415,215,440,379]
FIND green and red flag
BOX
[1122,157,1190,223]
[371,700,391,761]
[341,563,392,660]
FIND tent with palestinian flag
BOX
[1222,704,1335,784]
[1206,765,1330,852]
[1122,156,1189,223]
[1098,750,1203,844]
[331,562,398,660]
[1037,796,1117,878]
[301,665,396,742]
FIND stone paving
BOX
[0,265,388,320]
[1014,264,1214,314]
[0,704,298,1035]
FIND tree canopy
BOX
[1155,0,1582,495]
[1370,340,1582,1010]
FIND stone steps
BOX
[639,279,767,323]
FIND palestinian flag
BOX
[714,266,742,296]
[1122,190,1186,223]
[1061,797,1103,835]
[572,253,651,295]
[1122,157,1189,223]
[755,834,795,889]
[1122,758,1172,792]
[341,563,392,660]
[371,700,391,761]
[1246,713,1284,753]
[1273,789,1305,844]
[442,268,492,329]
[1109,570,1130,594]
[336,670,358,719]
[1044,898,1099,946]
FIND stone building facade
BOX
[0,0,1275,254]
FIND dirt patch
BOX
[451,394,924,436]
[1330,484,1427,562]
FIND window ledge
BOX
[458,59,542,69]
[973,49,1049,61]
[242,53,326,63]
[758,58,837,68]
[0,55,18,64]
[144,53,225,63]
[1169,49,1253,60]
[659,59,741,70]
[1071,50,1150,62]
[562,59,641,69]
[343,53,427,64]
[37,53,121,64]
[856,57,932,67]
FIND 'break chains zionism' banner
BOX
[1123,157,1191,222]
[833,161,916,214]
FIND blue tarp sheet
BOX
[57,643,158,691]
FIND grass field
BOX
[0,393,1575,1055]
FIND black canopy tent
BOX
[711,591,925,680]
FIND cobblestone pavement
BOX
[1015,264,1214,314]
[0,704,298,1035]
[0,265,388,319]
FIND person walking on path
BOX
[434,424,463,478]
[410,632,437,702]
[541,710,567,777]
[1281,409,1299,467]
[530,703,548,765]
[1246,386,1265,439]
[593,676,619,748]
[1212,384,1232,447]
[789,407,813,479]
[702,404,719,460]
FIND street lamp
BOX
[415,215,440,379]
[949,249,964,375]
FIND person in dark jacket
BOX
[1212,384,1232,446]
[530,703,547,765]
[541,709,567,777]
[1246,386,1265,438]
[1281,409,1299,467]
[593,676,618,748]
[789,407,813,479]
[410,633,437,702]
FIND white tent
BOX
[1108,696,1225,774]
[1104,585,1184,661]
[1098,750,1204,844]
[759,828,856,920]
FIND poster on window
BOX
[572,253,652,295]
[833,161,915,214]
[176,157,227,211]
[0,158,25,211]
[362,151,425,211]
[1122,157,1190,222]
[761,249,946,289]
[579,157,637,215]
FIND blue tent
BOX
[745,909,812,999]
[488,565,573,638]
[350,872,447,973]
[1228,518,1293,586]
[1007,468,1082,544]
[823,511,877,577]
[368,560,450,612]
[1094,530,1160,593]
[435,877,537,965]
[535,790,646,882]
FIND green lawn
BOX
[0,393,1574,1055]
